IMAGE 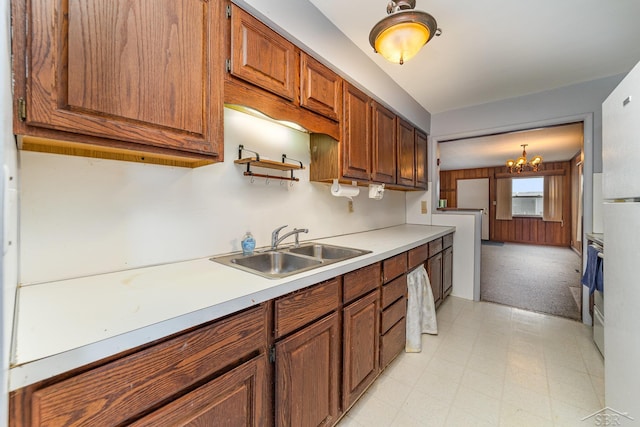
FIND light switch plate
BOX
[421,200,428,214]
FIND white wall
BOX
[19,108,407,284]
[1,0,18,423]
[235,0,431,133]
[431,74,625,173]
[405,183,433,226]
[432,212,481,301]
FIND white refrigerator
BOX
[602,59,640,425]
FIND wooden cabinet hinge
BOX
[225,59,231,73]
[226,4,232,18]
[17,97,26,121]
[269,346,276,363]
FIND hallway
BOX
[338,297,603,426]
[480,242,582,320]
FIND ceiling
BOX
[438,122,583,171]
[308,0,640,115]
[307,0,640,169]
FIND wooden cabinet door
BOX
[415,129,428,189]
[371,101,397,184]
[443,246,453,298]
[19,0,223,156]
[130,355,270,427]
[230,5,297,101]
[18,305,268,427]
[275,313,341,427]
[397,119,416,186]
[342,83,371,181]
[343,290,380,410]
[427,253,443,308]
[300,53,342,121]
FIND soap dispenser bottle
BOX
[241,232,256,256]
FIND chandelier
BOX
[506,144,543,173]
[369,0,441,65]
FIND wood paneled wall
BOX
[440,161,572,247]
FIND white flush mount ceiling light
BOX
[369,0,441,65]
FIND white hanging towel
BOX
[405,264,438,352]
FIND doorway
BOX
[435,118,589,322]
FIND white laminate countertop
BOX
[10,224,454,390]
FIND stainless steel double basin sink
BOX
[211,243,371,279]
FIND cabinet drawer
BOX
[129,354,269,427]
[407,244,428,269]
[343,262,381,303]
[275,277,341,338]
[381,274,406,309]
[28,305,268,427]
[443,233,454,249]
[381,296,406,334]
[380,318,406,369]
[383,253,407,283]
[429,238,443,257]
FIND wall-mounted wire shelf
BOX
[234,145,304,182]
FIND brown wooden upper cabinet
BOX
[311,82,428,190]
[12,0,224,165]
[229,4,297,101]
[300,53,342,121]
[342,83,372,181]
[415,129,428,190]
[397,118,416,187]
[371,101,398,184]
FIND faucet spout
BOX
[271,226,309,250]
[271,225,288,250]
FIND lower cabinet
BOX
[9,304,270,427]
[443,246,453,298]
[426,232,454,307]
[274,277,341,427]
[380,253,408,369]
[130,354,269,427]
[380,276,407,369]
[427,251,443,308]
[342,290,380,410]
[275,313,341,427]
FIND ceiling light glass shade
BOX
[369,4,438,65]
[530,155,543,166]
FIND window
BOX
[512,177,543,216]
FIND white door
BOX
[457,178,489,240]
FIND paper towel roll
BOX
[368,183,384,200]
[331,180,360,200]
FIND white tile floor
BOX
[338,297,604,427]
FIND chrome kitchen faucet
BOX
[271,225,309,250]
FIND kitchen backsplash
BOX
[19,108,410,284]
